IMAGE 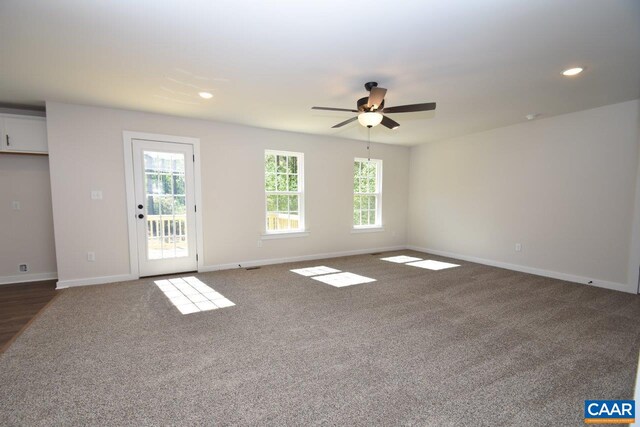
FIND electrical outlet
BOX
[257,240,263,248]
[19,263,28,272]
[87,251,96,262]
[515,243,522,252]
[90,190,103,200]
[11,201,20,210]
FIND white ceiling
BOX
[1,0,639,145]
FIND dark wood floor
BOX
[0,280,59,352]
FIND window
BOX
[353,158,382,228]
[265,150,304,233]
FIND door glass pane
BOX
[143,151,188,260]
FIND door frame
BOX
[123,131,204,278]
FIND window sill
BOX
[351,226,385,234]
[261,230,310,240]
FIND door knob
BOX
[138,214,144,219]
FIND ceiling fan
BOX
[312,82,436,129]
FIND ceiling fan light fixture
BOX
[358,112,383,128]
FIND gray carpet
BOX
[1,250,638,426]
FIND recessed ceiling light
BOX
[526,113,541,121]
[198,91,213,99]
[562,67,584,76]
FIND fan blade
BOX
[331,116,358,128]
[367,87,387,111]
[312,106,358,112]
[382,102,436,114]
[381,115,400,129]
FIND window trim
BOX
[353,157,383,229]
[264,149,306,235]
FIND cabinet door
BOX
[4,116,48,153]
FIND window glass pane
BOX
[147,195,158,215]
[277,155,287,173]
[265,173,276,191]
[175,218,187,255]
[265,154,276,173]
[353,211,360,226]
[369,196,376,209]
[289,211,300,229]
[266,213,276,231]
[354,195,361,210]
[266,195,277,212]
[288,174,298,191]
[268,213,280,231]
[156,196,168,215]
[277,195,289,211]
[368,176,376,193]
[289,195,298,211]
[146,173,157,194]
[276,174,287,191]
[359,178,367,193]
[370,210,376,225]
[161,174,172,194]
[174,196,186,214]
[368,163,377,179]
[173,155,185,174]
[173,174,185,195]
[288,156,298,174]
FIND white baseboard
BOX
[52,245,633,294]
[0,272,58,285]
[406,245,634,294]
[56,274,137,290]
[200,245,406,272]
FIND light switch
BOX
[11,201,20,210]
[91,190,103,200]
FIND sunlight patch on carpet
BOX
[311,272,376,288]
[155,277,235,314]
[290,266,341,276]
[380,255,423,263]
[406,260,460,271]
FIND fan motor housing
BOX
[357,97,384,112]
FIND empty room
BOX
[1,1,639,425]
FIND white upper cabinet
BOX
[0,114,48,154]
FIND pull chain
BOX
[367,127,371,161]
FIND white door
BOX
[132,139,197,277]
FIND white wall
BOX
[46,102,409,286]
[408,100,640,292]
[0,154,57,283]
